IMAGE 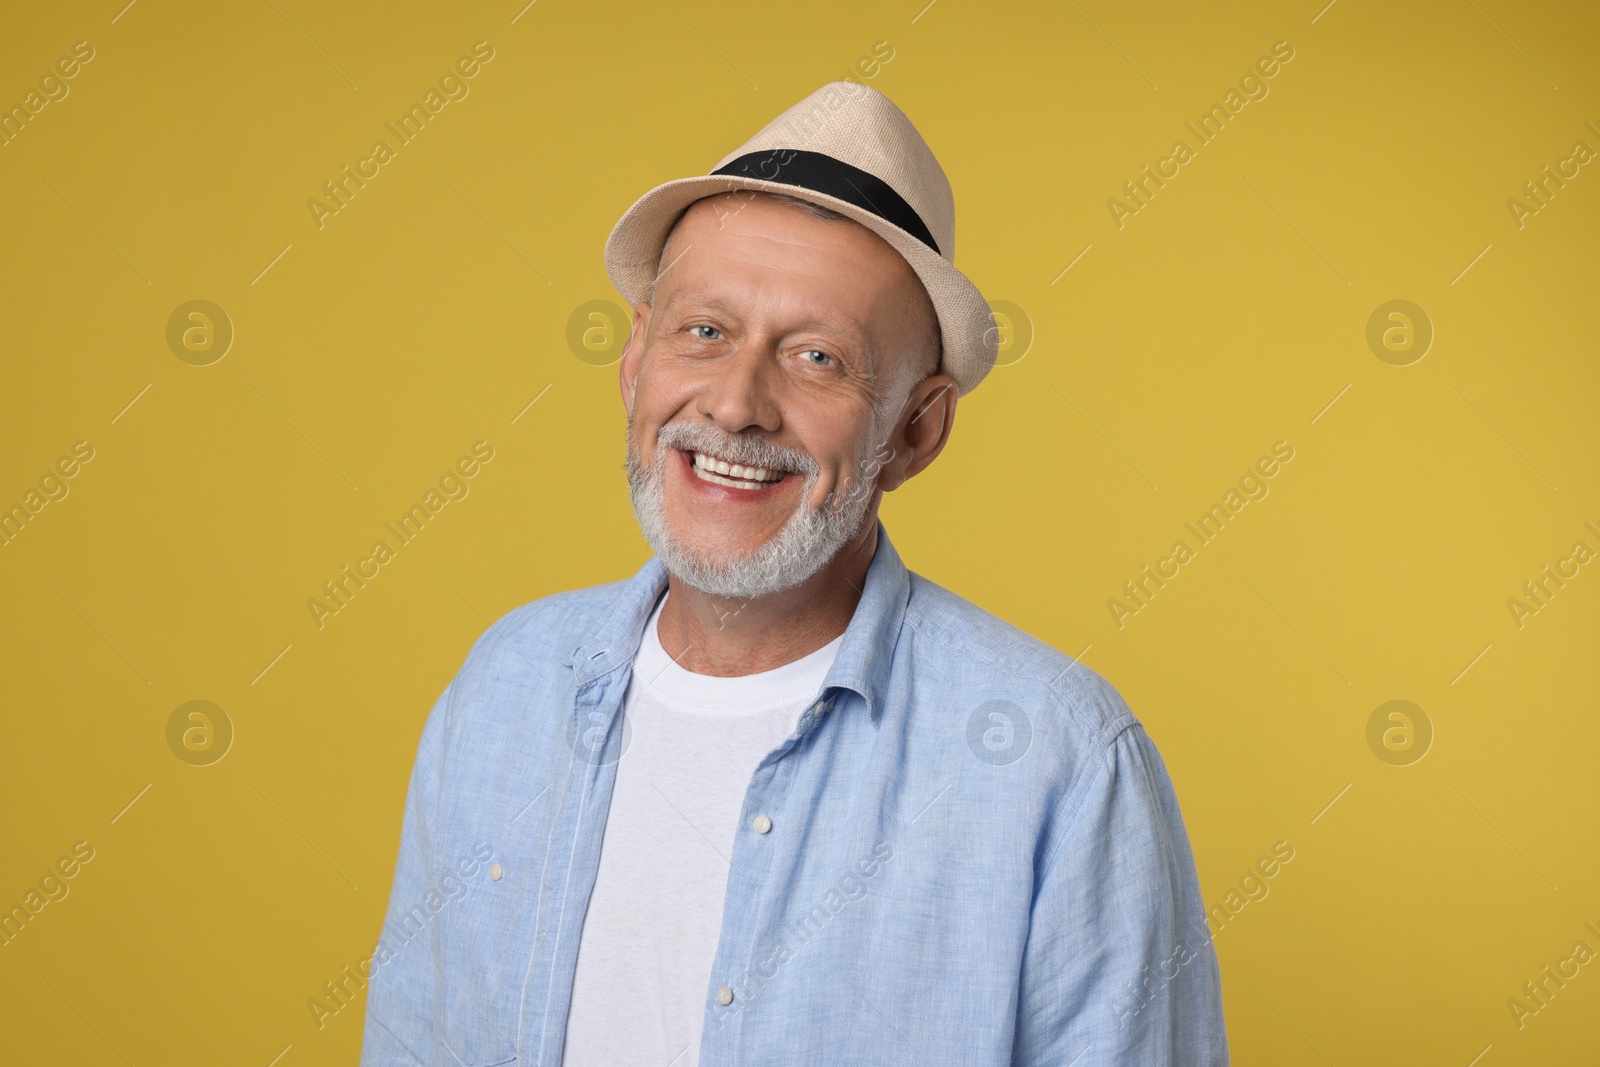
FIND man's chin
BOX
[647,516,814,600]
[662,521,782,565]
[631,457,871,601]
[659,536,781,589]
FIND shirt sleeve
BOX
[1012,723,1228,1065]
[361,683,451,1066]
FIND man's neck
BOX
[654,516,880,677]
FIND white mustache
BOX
[654,420,818,476]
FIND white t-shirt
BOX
[560,593,843,1067]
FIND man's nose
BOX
[695,337,781,434]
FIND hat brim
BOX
[604,174,996,397]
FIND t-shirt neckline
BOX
[632,591,844,712]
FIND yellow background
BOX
[2,0,1597,1062]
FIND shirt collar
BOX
[816,520,909,726]
[568,520,910,728]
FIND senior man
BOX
[363,82,1227,1066]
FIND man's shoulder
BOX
[902,570,1140,750]
[456,572,640,682]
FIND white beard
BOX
[625,418,881,601]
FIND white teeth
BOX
[692,451,782,484]
[690,450,785,489]
[698,468,770,489]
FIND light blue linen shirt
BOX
[361,522,1228,1065]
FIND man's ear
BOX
[878,373,958,493]
[617,301,652,418]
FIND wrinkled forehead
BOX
[667,228,889,327]
[656,195,915,325]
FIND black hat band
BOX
[710,149,941,256]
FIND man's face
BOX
[619,192,939,599]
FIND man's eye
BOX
[690,325,722,340]
[800,350,833,366]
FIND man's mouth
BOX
[687,449,790,490]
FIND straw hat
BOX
[604,81,996,396]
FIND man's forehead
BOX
[673,192,905,267]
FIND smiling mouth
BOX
[687,449,791,490]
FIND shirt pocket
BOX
[434,852,523,1065]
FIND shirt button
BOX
[752,815,772,834]
[717,986,734,1005]
[490,863,504,881]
